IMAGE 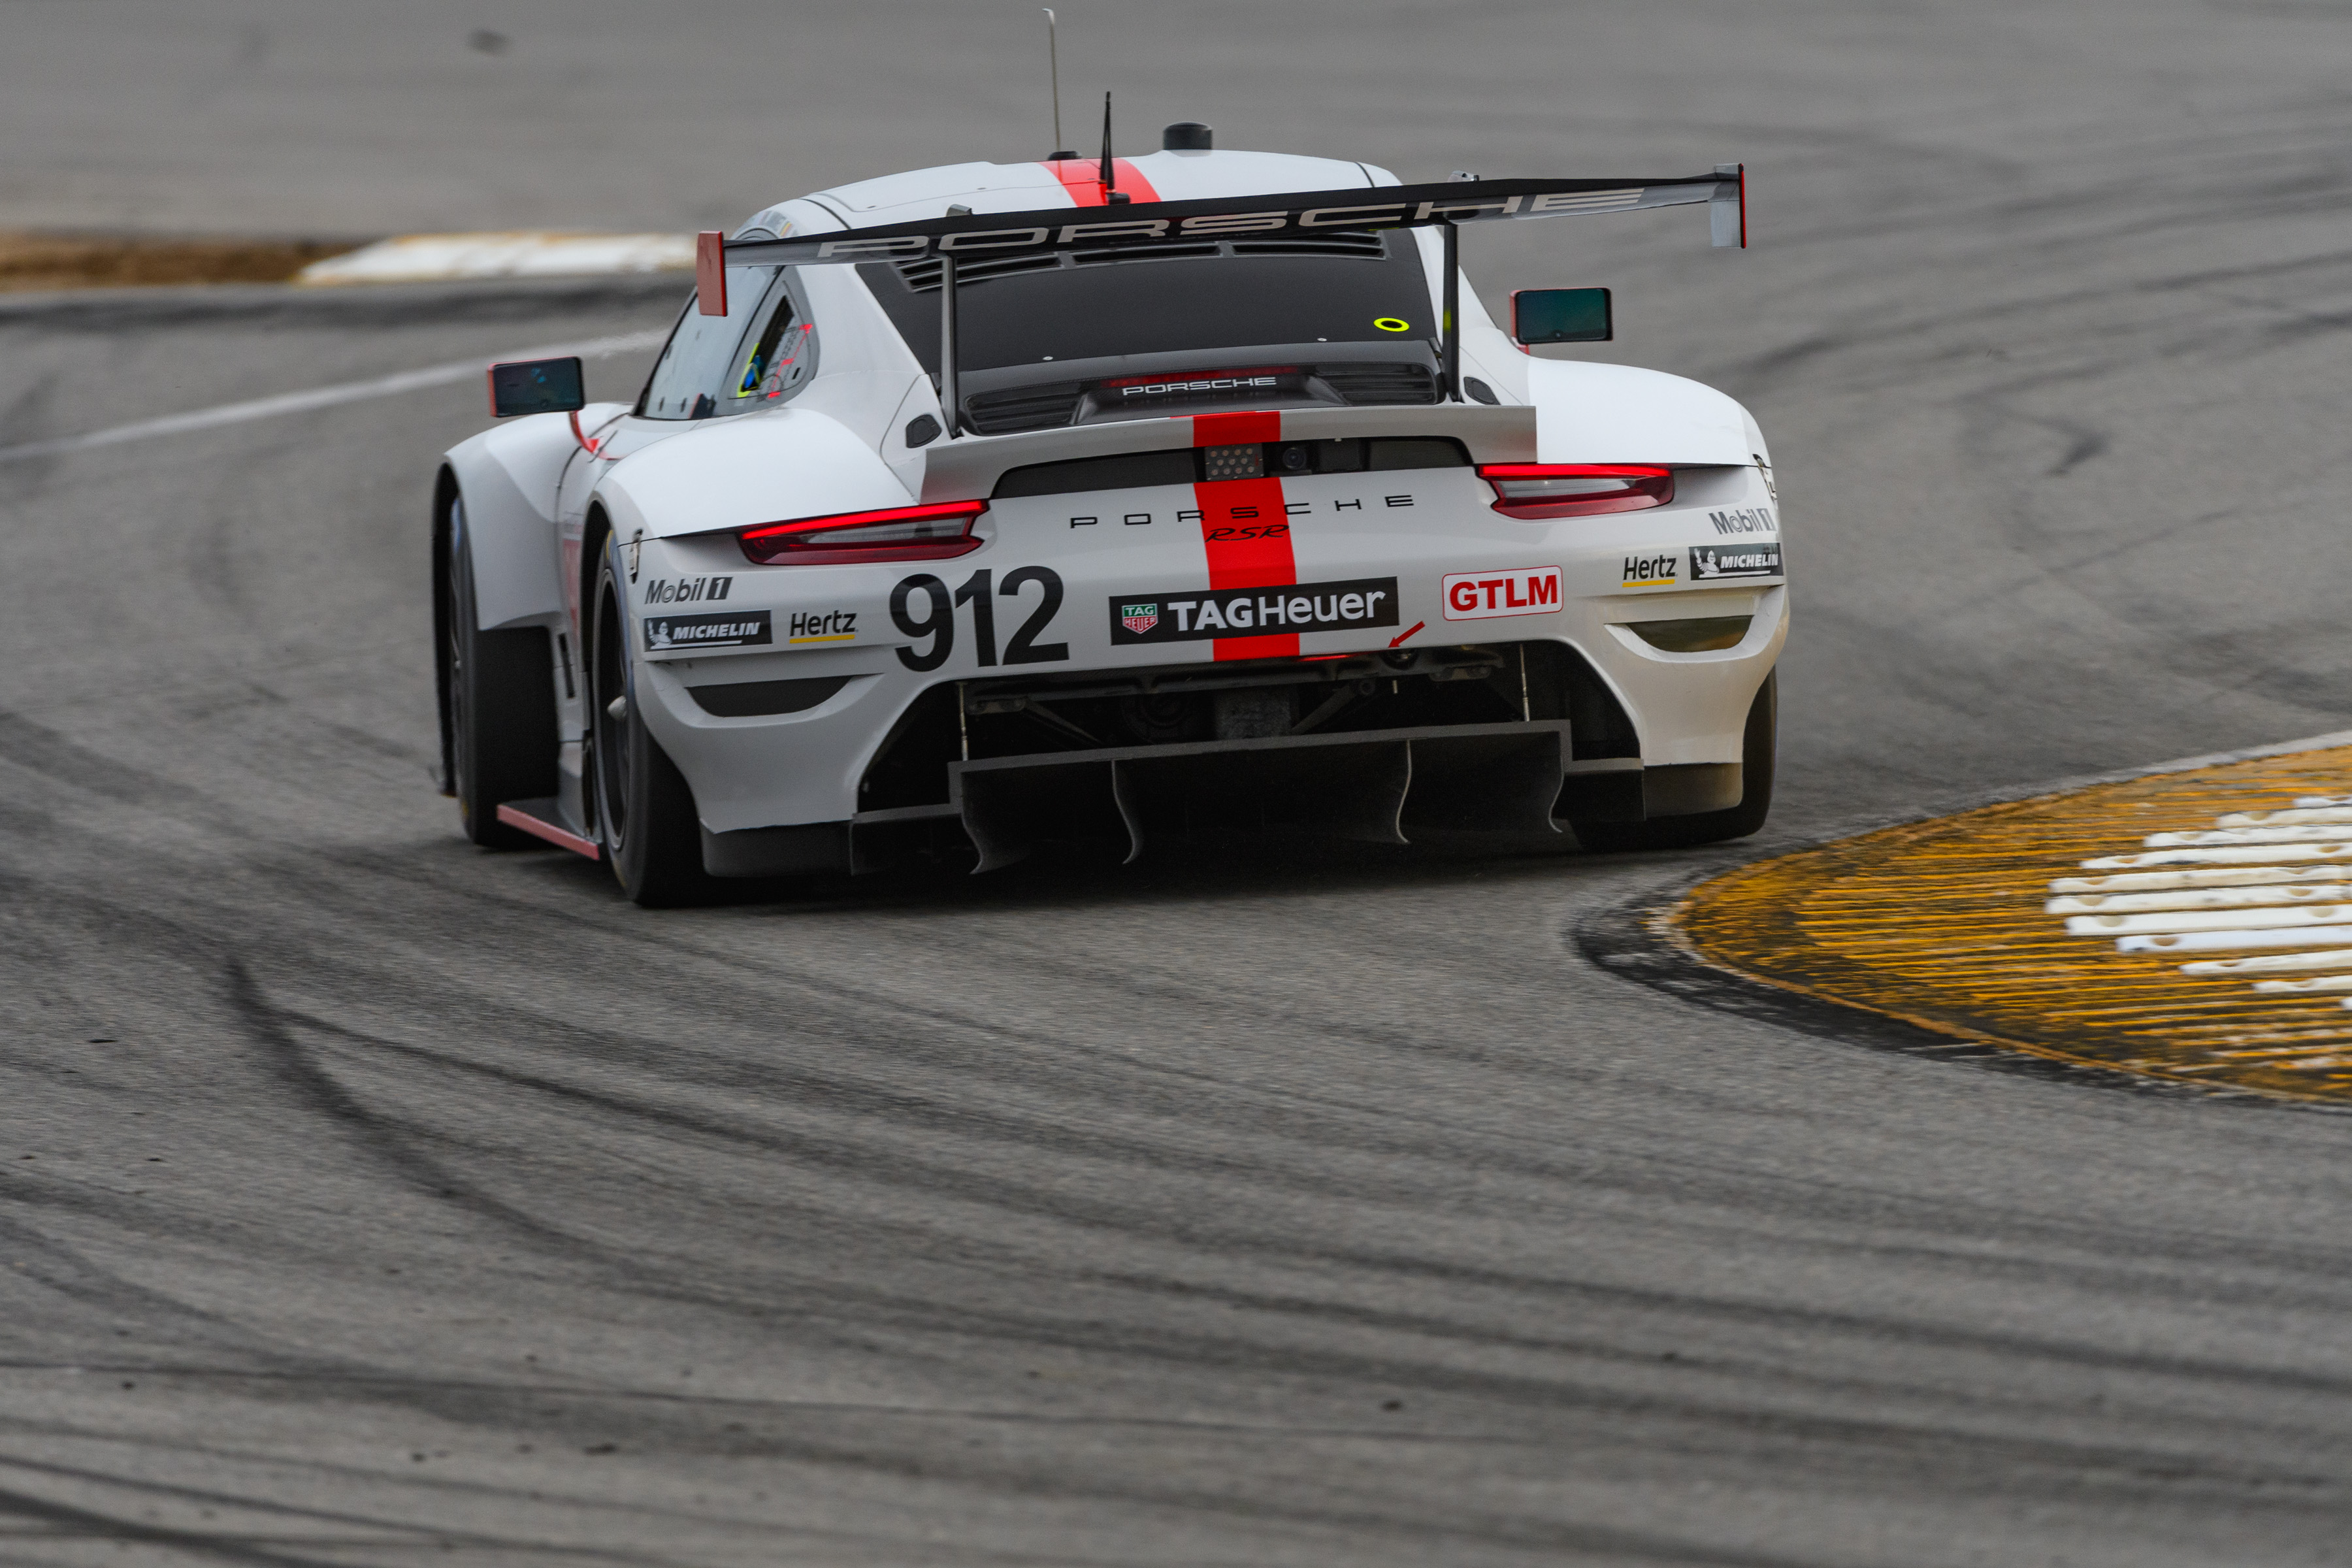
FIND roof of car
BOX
[792,147,1394,232]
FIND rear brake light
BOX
[1477,464,1673,519]
[738,500,986,565]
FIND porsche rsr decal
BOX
[642,575,734,604]
[1622,553,1679,589]
[1691,542,1782,580]
[1106,577,1399,646]
[1707,506,1777,536]
[1067,495,1412,529]
[1192,411,1295,660]
[1119,372,1281,401]
[644,610,772,650]
[1442,566,1561,621]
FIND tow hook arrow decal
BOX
[1390,620,1425,648]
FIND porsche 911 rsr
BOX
[434,127,1784,903]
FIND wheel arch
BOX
[442,417,574,631]
[431,464,461,796]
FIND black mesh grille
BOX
[1230,231,1388,258]
[1315,363,1438,404]
[892,253,1063,291]
[964,380,1086,434]
[1071,241,1222,266]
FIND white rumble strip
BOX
[2050,794,2352,1011]
[297,231,694,286]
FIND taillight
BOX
[1477,465,1674,519]
[738,500,986,566]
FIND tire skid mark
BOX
[269,1001,2352,1393]
[0,1478,350,1568]
[219,958,585,1252]
[93,831,2349,1320]
[0,1452,679,1568]
[254,915,2352,1309]
[18,832,2352,1363]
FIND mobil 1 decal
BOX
[1109,577,1399,645]
[642,574,733,604]
[1689,541,1782,581]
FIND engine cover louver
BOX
[962,362,1440,434]
[964,381,1088,434]
[1311,363,1439,404]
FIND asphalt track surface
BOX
[4,3,2352,1563]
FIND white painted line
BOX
[2180,948,2352,977]
[2067,905,2352,936]
[2046,883,2352,915]
[2049,866,2352,894]
[2116,925,2352,954]
[2082,844,2352,870]
[2253,975,2352,994]
[2217,807,2352,827]
[2144,826,2352,847]
[298,231,694,286]
[0,329,667,466]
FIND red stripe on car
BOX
[1191,411,1296,661]
[1040,158,1162,206]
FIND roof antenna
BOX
[1043,10,1070,157]
[1100,91,1129,202]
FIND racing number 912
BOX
[891,566,1069,672]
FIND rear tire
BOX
[1570,671,1776,853]
[588,547,714,907]
[437,487,557,848]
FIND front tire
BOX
[437,486,557,848]
[1570,671,1776,853]
[588,548,713,906]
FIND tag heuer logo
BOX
[1121,602,1159,634]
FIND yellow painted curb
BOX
[1673,743,2352,1104]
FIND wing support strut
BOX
[938,252,962,438]
[1440,219,1461,403]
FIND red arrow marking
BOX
[1389,620,1425,648]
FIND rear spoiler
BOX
[719,169,1745,267]
[706,166,1745,432]
[915,404,1536,504]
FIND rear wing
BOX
[708,166,1745,432]
[719,168,1746,267]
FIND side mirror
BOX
[1511,287,1612,345]
[487,356,585,418]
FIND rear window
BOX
[858,231,1435,374]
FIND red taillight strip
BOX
[1476,463,1675,519]
[738,500,987,566]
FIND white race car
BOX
[434,125,1784,903]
